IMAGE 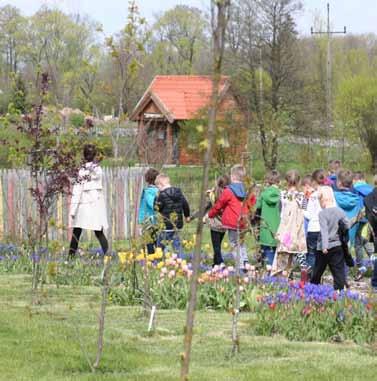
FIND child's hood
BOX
[335,190,361,212]
[354,182,373,197]
[228,183,246,200]
[161,186,183,201]
[144,185,158,197]
[262,186,280,206]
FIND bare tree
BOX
[105,0,149,157]
[229,0,302,170]
[180,1,231,380]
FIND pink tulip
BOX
[168,270,176,279]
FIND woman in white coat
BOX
[68,144,108,258]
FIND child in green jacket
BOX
[256,170,281,267]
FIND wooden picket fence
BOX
[0,167,145,243]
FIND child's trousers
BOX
[210,229,226,265]
[306,231,319,269]
[156,230,182,256]
[311,246,345,290]
[228,229,248,266]
[261,245,276,266]
[355,222,374,269]
[372,227,377,289]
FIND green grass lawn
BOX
[1,274,376,381]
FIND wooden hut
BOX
[130,75,246,165]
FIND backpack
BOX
[338,219,354,267]
[364,190,377,232]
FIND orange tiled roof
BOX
[132,75,229,121]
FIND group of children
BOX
[256,162,377,290]
[138,161,377,292]
[138,165,256,270]
[67,145,377,292]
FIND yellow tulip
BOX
[118,252,127,264]
[154,249,163,259]
[135,254,144,261]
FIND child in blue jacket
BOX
[353,172,374,279]
[333,170,362,244]
[138,168,159,254]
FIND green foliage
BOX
[2,2,377,169]
[152,5,209,74]
[336,75,377,169]
[69,112,85,128]
[9,73,28,114]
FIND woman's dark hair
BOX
[145,168,159,185]
[215,175,230,199]
[83,144,97,162]
[217,174,230,188]
[312,169,326,185]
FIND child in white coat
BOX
[68,144,108,258]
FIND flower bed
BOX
[253,280,377,344]
[1,242,377,344]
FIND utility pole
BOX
[259,46,263,108]
[311,3,346,158]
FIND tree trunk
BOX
[270,132,279,170]
[369,145,377,174]
[180,2,230,380]
[250,67,271,170]
[93,172,114,369]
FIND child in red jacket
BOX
[208,165,256,270]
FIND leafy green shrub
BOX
[69,112,85,128]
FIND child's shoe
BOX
[241,261,249,274]
[354,266,367,282]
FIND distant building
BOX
[130,75,246,165]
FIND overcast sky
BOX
[3,0,377,36]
